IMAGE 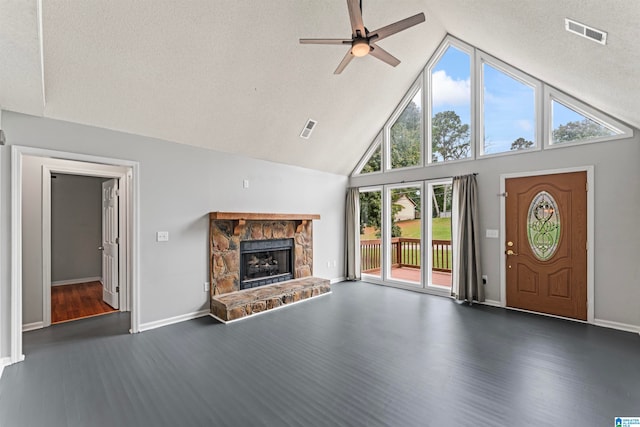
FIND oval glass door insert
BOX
[527,191,560,261]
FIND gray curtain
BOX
[451,174,484,302]
[344,187,361,280]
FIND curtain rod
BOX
[349,173,478,189]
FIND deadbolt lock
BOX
[507,241,514,247]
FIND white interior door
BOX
[101,178,119,309]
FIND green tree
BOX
[432,110,470,162]
[510,137,534,150]
[390,101,421,168]
[360,145,381,174]
[553,119,613,143]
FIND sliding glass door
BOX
[359,179,454,292]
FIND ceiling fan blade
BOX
[369,43,401,67]
[300,38,352,45]
[334,49,355,74]
[369,12,425,42]
[346,0,366,38]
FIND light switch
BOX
[243,179,249,189]
[486,229,499,238]
[156,231,169,242]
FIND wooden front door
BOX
[505,172,587,320]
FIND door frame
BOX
[42,165,129,328]
[359,179,455,298]
[499,166,594,323]
[10,145,141,364]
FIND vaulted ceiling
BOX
[1,1,638,175]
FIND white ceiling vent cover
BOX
[299,119,318,139]
[565,18,607,45]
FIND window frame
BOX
[426,36,476,166]
[544,85,634,150]
[384,78,424,172]
[351,131,383,176]
[476,51,542,158]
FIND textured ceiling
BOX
[1,1,638,175]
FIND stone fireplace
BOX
[209,212,320,296]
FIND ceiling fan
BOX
[299,0,426,74]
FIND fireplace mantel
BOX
[209,212,320,221]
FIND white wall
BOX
[1,111,348,357]
[351,136,640,330]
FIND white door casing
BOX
[102,178,119,309]
[11,145,140,365]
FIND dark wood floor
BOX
[2,281,639,426]
[52,281,118,323]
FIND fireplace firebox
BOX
[240,238,294,290]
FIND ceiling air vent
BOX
[565,18,607,45]
[299,119,317,139]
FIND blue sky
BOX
[425,45,601,153]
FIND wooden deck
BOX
[363,267,451,287]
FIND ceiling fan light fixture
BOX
[351,40,370,57]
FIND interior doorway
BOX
[502,168,593,321]
[10,145,140,365]
[49,173,119,324]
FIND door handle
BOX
[506,249,518,256]
[98,246,104,251]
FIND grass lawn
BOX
[360,218,451,240]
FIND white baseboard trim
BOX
[0,357,11,379]
[210,291,332,324]
[52,276,102,286]
[594,318,640,335]
[330,277,346,284]
[138,309,210,332]
[22,321,44,332]
[479,299,502,308]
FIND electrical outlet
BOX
[156,231,169,242]
[327,261,331,268]
[204,282,210,292]
[482,275,488,285]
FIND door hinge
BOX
[115,237,120,244]
[116,189,120,197]
[498,192,508,197]
[586,241,588,251]
[585,182,589,192]
[116,286,120,293]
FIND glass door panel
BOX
[428,182,453,288]
[387,185,422,284]
[359,189,382,278]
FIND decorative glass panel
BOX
[527,191,560,261]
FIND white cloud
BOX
[432,70,470,107]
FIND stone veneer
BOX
[210,217,314,296]
[211,277,331,322]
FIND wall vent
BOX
[299,119,317,139]
[565,18,607,45]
